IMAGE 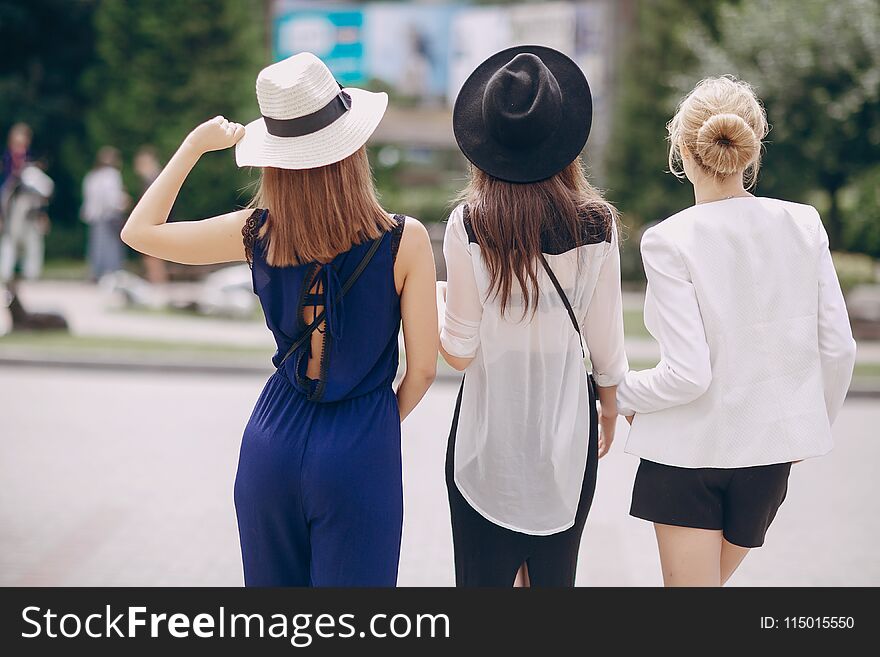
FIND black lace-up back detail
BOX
[242,205,405,402]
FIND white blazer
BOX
[617,197,857,468]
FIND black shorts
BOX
[630,459,792,548]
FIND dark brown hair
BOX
[251,146,394,266]
[462,159,615,317]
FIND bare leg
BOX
[720,538,750,585]
[142,255,168,285]
[513,562,530,588]
[654,523,723,587]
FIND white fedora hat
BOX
[235,52,388,170]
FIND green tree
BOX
[0,0,98,254]
[842,165,880,259]
[85,0,266,223]
[692,0,880,249]
[605,0,739,231]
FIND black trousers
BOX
[446,379,599,587]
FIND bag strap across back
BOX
[277,234,384,368]
[538,253,584,359]
[539,253,598,398]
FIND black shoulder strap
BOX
[538,253,585,359]
[277,234,385,368]
[539,254,597,396]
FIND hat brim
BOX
[235,88,388,170]
[453,45,592,183]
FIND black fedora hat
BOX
[453,45,592,184]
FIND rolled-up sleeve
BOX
[816,219,857,424]
[440,208,483,358]
[617,227,712,415]
[583,223,628,386]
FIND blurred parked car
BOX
[195,264,257,319]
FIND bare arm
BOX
[121,116,251,265]
[439,334,473,371]
[596,384,618,458]
[396,218,439,421]
[435,282,474,370]
[438,207,481,371]
[582,223,628,456]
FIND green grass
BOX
[112,304,265,323]
[40,258,90,281]
[0,331,267,356]
[623,308,649,338]
[854,362,880,379]
[4,332,880,385]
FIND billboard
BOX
[272,1,613,109]
[365,3,456,103]
[274,8,367,84]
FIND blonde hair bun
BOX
[694,113,760,177]
[667,76,768,187]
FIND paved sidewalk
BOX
[0,369,876,587]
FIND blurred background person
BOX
[0,123,32,190]
[80,146,129,282]
[0,160,54,282]
[133,146,170,286]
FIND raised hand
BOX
[185,116,245,155]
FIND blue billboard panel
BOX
[274,9,366,85]
[364,3,455,102]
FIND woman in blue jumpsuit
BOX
[235,210,409,586]
[119,53,439,587]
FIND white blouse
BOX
[80,166,127,224]
[617,197,857,468]
[439,204,627,535]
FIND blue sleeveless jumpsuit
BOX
[234,209,406,586]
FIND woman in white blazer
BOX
[617,76,857,587]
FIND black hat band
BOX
[262,89,352,138]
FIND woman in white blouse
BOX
[81,147,130,280]
[438,46,627,587]
[618,76,857,586]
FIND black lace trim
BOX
[462,206,478,243]
[390,214,406,263]
[242,208,265,266]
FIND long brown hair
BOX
[462,159,615,317]
[251,146,394,266]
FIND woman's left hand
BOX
[598,414,616,458]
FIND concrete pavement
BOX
[1,367,877,587]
